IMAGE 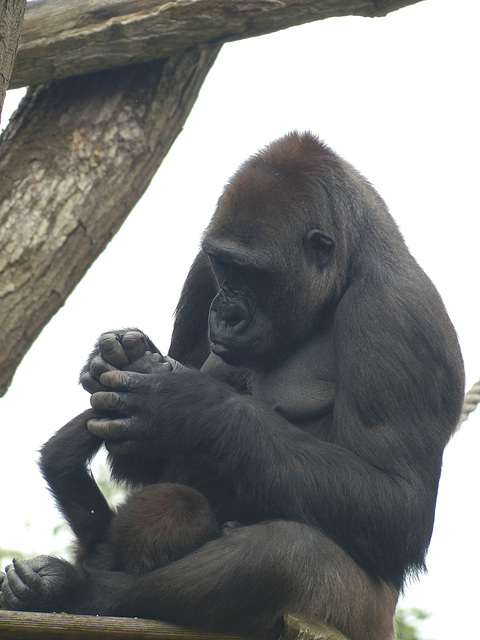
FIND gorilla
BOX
[0,132,464,640]
[105,482,219,574]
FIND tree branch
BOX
[0,45,220,396]
[0,0,26,114]
[10,0,425,89]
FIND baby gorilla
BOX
[107,483,218,574]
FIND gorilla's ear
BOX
[305,229,334,266]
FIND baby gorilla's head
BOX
[110,483,218,574]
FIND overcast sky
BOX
[1,1,479,638]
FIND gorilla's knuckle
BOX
[91,391,123,411]
[124,330,146,344]
[98,333,117,350]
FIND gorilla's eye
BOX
[210,257,232,285]
[305,229,334,254]
[305,229,335,267]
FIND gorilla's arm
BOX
[87,362,431,585]
[1,416,106,611]
[39,410,114,552]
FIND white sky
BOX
[1,1,479,638]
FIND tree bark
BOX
[0,45,220,396]
[10,0,424,89]
[0,0,26,116]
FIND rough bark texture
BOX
[0,45,220,396]
[10,0,425,89]
[0,0,26,115]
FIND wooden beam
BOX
[0,611,348,640]
[281,615,348,640]
[10,0,425,89]
[0,610,249,639]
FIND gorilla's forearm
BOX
[40,410,113,548]
[40,409,103,476]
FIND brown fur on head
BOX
[110,483,218,574]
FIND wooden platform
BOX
[0,611,347,640]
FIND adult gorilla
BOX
[0,132,464,640]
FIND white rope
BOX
[458,378,480,429]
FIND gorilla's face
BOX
[201,137,339,369]
[204,245,275,366]
[202,227,335,368]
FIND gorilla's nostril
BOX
[226,315,243,327]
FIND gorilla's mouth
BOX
[210,336,264,367]
[211,341,232,357]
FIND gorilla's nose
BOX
[220,305,250,335]
[221,306,246,329]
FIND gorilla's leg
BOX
[1,521,397,640]
[139,521,398,640]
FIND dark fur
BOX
[1,133,464,640]
[108,483,219,574]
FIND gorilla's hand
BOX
[0,556,79,612]
[87,369,168,455]
[81,329,179,393]
[87,362,197,456]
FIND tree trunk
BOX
[10,0,424,89]
[0,45,220,396]
[0,0,26,116]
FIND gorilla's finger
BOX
[10,558,43,591]
[124,355,171,375]
[164,356,188,372]
[122,331,151,362]
[80,372,107,394]
[87,418,131,440]
[90,354,115,380]
[90,391,125,412]
[98,333,130,368]
[0,581,18,609]
[3,566,34,606]
[98,370,149,389]
[22,556,57,574]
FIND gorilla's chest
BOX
[202,332,336,424]
[251,333,336,423]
